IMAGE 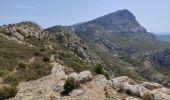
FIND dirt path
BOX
[9,62,67,100]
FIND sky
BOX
[0,0,170,34]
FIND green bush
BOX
[0,86,18,99]
[71,61,84,72]
[40,48,45,52]
[16,59,52,81]
[63,78,76,94]
[94,64,103,74]
[18,62,27,69]
[94,64,110,80]
[0,70,9,77]
[102,70,110,80]
[43,56,50,62]
[34,52,42,56]
[3,75,19,86]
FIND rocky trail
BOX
[8,61,170,100]
[9,62,67,100]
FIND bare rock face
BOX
[47,25,101,65]
[73,9,146,33]
[149,48,170,69]
[77,47,88,59]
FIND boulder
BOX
[68,72,79,81]
[112,76,150,98]
[151,88,170,100]
[55,32,66,42]
[142,82,162,90]
[111,76,136,90]
[78,71,92,83]
[77,47,88,59]
[94,74,107,83]
[162,79,170,87]
[122,83,150,98]
[69,89,84,96]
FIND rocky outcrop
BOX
[68,71,93,83]
[47,26,101,64]
[78,71,92,83]
[149,48,170,69]
[112,76,149,98]
[73,9,146,33]
[151,88,170,100]
[0,21,46,40]
[68,72,79,81]
[111,76,170,100]
[142,82,162,90]
[9,66,170,100]
[94,37,120,51]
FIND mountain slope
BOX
[68,9,170,86]
[74,9,146,33]
[0,21,102,99]
[156,35,170,42]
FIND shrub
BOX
[71,61,84,72]
[18,62,27,69]
[102,70,110,80]
[27,74,39,81]
[3,75,19,86]
[0,86,18,99]
[0,70,9,77]
[94,64,110,80]
[40,48,45,52]
[43,56,50,62]
[34,52,42,56]
[63,78,76,94]
[94,64,103,74]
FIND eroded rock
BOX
[142,82,162,90]
[78,71,92,83]
[68,72,79,81]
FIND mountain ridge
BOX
[73,9,147,34]
[68,9,170,87]
[0,9,170,99]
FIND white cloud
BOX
[15,5,36,9]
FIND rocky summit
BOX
[74,9,146,33]
[0,9,170,100]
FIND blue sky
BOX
[0,0,170,34]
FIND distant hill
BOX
[155,32,170,35]
[156,35,170,42]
